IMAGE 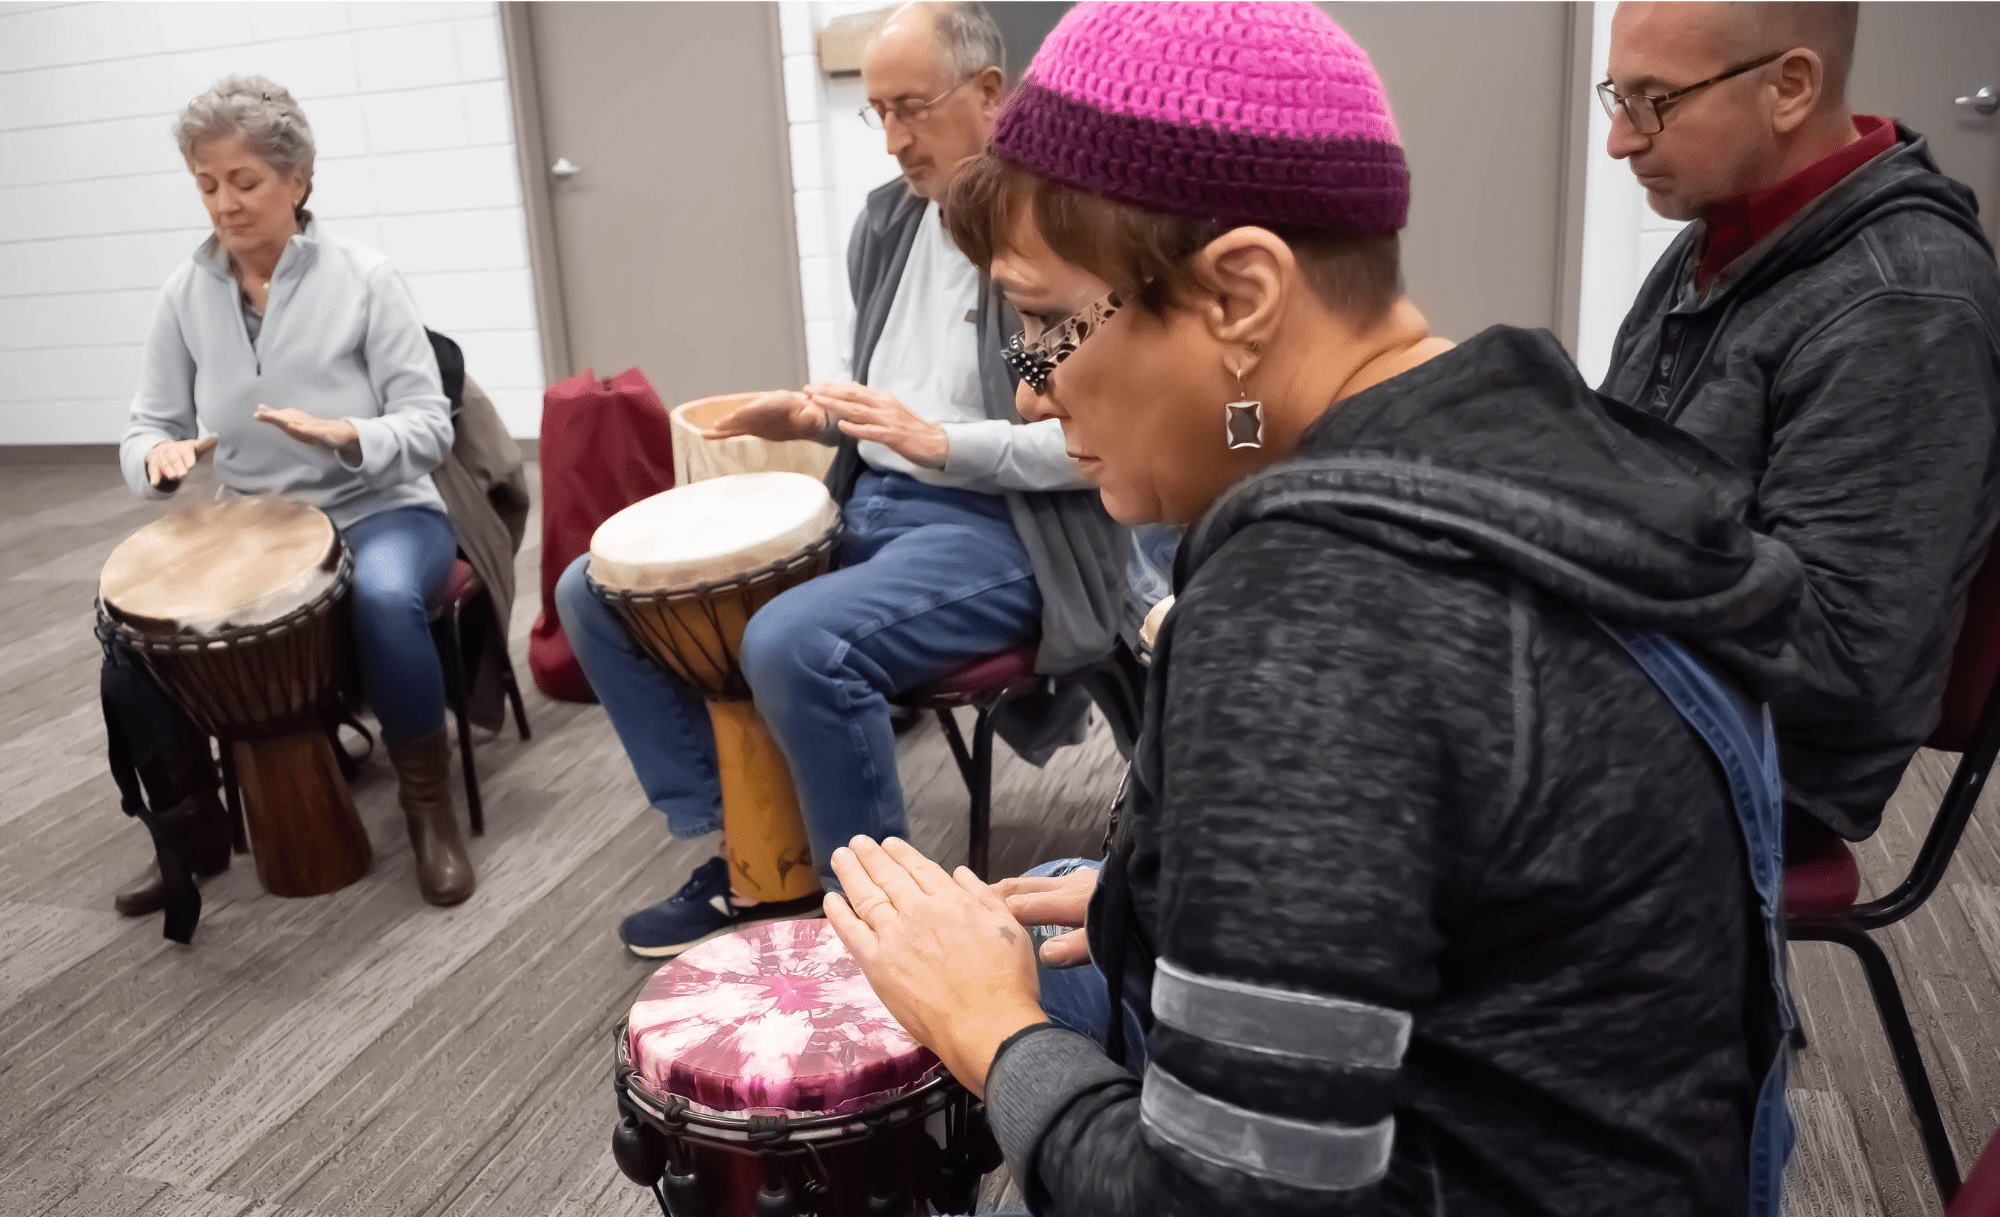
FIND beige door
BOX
[1327,3,1588,344]
[1850,3,2000,248]
[506,2,807,401]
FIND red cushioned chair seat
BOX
[902,646,1039,708]
[435,559,480,614]
[1949,1131,2000,1216]
[1783,828,1863,918]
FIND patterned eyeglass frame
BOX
[1002,290,1125,395]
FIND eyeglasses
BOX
[1596,51,1784,135]
[859,78,973,129]
[1002,289,1124,396]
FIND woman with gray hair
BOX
[115,75,475,913]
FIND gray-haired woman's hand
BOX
[255,404,361,463]
[145,435,218,488]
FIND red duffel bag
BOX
[530,368,676,702]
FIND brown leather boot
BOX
[113,750,234,918]
[386,729,475,906]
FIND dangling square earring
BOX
[1225,365,1264,450]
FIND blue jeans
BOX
[342,505,455,743]
[1023,857,1148,1067]
[556,469,1042,889]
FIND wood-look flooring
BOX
[0,460,1991,1216]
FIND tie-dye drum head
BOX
[611,919,997,1216]
[625,918,939,1115]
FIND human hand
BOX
[701,390,829,444]
[995,867,1099,967]
[805,381,948,470]
[824,836,1044,1098]
[145,435,218,488]
[254,405,360,458]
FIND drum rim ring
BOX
[100,541,353,654]
[585,524,841,609]
[612,1018,956,1143]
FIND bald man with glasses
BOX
[1597,2,2000,848]
[555,1,1123,958]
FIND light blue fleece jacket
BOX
[119,219,451,529]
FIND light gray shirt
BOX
[862,203,1086,493]
[120,220,451,529]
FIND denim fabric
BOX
[1022,857,1148,1064]
[1600,626,1795,1216]
[342,504,455,742]
[558,469,1041,889]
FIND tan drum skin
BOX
[588,474,840,903]
[671,392,838,487]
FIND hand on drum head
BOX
[699,389,829,444]
[995,868,1099,968]
[805,382,949,471]
[145,436,218,489]
[825,836,1047,1099]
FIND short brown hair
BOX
[943,151,1402,321]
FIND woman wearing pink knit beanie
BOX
[824,5,1798,1216]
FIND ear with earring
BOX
[1224,342,1264,451]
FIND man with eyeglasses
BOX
[555,0,1123,958]
[1598,2,2000,847]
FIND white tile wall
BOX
[0,0,546,443]
[778,0,904,382]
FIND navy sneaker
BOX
[619,857,823,959]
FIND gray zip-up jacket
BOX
[986,327,1801,1216]
[120,219,451,529]
[830,181,1128,760]
[1601,127,2000,840]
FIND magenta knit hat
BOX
[993,1,1409,235]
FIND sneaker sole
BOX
[622,904,826,960]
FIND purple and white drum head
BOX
[625,919,939,1117]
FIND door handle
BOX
[550,157,582,179]
[1956,87,1999,116]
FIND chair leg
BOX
[968,706,997,882]
[1800,920,1961,1201]
[436,611,483,837]
[500,652,532,742]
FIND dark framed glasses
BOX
[1002,290,1124,395]
[1596,50,1784,135]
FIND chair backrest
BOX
[1933,546,2000,753]
[1947,1131,2000,1216]
[1860,544,2000,927]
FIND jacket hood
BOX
[1182,326,1802,644]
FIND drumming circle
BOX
[626,918,938,1116]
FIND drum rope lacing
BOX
[586,528,841,701]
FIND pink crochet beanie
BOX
[993,1,1409,235]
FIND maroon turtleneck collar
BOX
[1696,114,1897,290]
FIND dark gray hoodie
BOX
[1602,127,2000,840]
[985,326,1801,1217]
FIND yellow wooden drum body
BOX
[587,473,840,902]
[670,392,838,486]
[98,499,372,898]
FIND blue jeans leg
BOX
[554,554,723,838]
[343,505,455,743]
[740,473,1041,891]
